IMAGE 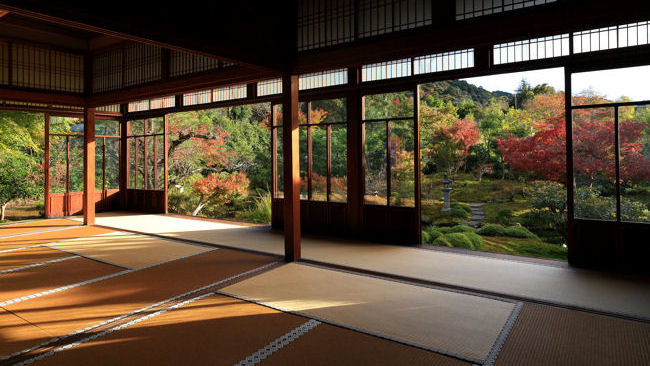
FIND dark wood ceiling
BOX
[0,1,296,72]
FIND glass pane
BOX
[96,120,119,136]
[330,125,347,202]
[128,120,145,136]
[95,138,104,190]
[364,121,387,205]
[419,68,568,261]
[390,119,415,207]
[311,125,327,201]
[572,65,650,106]
[274,104,283,126]
[310,98,347,123]
[128,138,136,189]
[68,137,84,192]
[364,91,414,119]
[299,126,308,199]
[275,128,284,198]
[105,138,120,190]
[146,136,155,190]
[49,136,67,193]
[619,105,650,223]
[573,107,616,220]
[299,102,308,125]
[156,135,165,191]
[50,116,83,134]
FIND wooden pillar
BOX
[44,114,50,218]
[163,114,169,214]
[414,85,422,244]
[83,107,96,225]
[119,112,128,209]
[347,67,363,234]
[282,74,301,262]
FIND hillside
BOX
[420,79,512,106]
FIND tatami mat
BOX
[0,257,121,304]
[48,232,211,269]
[0,246,69,271]
[37,295,307,366]
[0,309,52,359]
[221,263,516,363]
[0,226,116,252]
[0,219,80,238]
[3,250,276,346]
[263,323,470,366]
[495,303,650,366]
[88,212,650,320]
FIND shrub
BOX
[447,225,476,233]
[429,229,443,241]
[422,231,431,244]
[496,208,514,225]
[243,191,272,224]
[438,226,452,234]
[451,208,470,219]
[432,235,453,247]
[450,201,472,214]
[503,225,539,240]
[477,223,506,236]
[463,232,483,249]
[445,233,475,250]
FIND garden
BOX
[416,74,650,261]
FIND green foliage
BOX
[244,191,272,224]
[574,187,650,222]
[503,226,540,240]
[423,225,443,243]
[481,237,567,260]
[463,232,484,249]
[0,155,41,219]
[450,207,470,219]
[421,231,431,244]
[432,235,452,247]
[444,233,475,249]
[477,224,506,236]
[496,208,514,225]
[446,224,475,233]
[450,201,471,213]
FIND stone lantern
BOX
[441,174,452,212]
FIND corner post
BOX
[282,74,301,261]
[83,107,96,225]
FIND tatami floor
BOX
[1,215,649,365]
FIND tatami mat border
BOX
[0,247,219,307]
[301,258,650,323]
[93,224,285,260]
[0,226,79,240]
[215,260,523,366]
[235,319,322,366]
[11,261,282,366]
[0,256,79,275]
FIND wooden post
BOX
[163,114,169,214]
[347,67,362,234]
[282,74,301,262]
[414,85,422,244]
[119,109,128,209]
[44,114,50,218]
[83,107,96,225]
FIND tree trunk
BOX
[1,202,7,222]
[501,158,506,180]
[192,202,206,216]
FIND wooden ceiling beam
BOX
[0,88,84,106]
[86,67,279,107]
